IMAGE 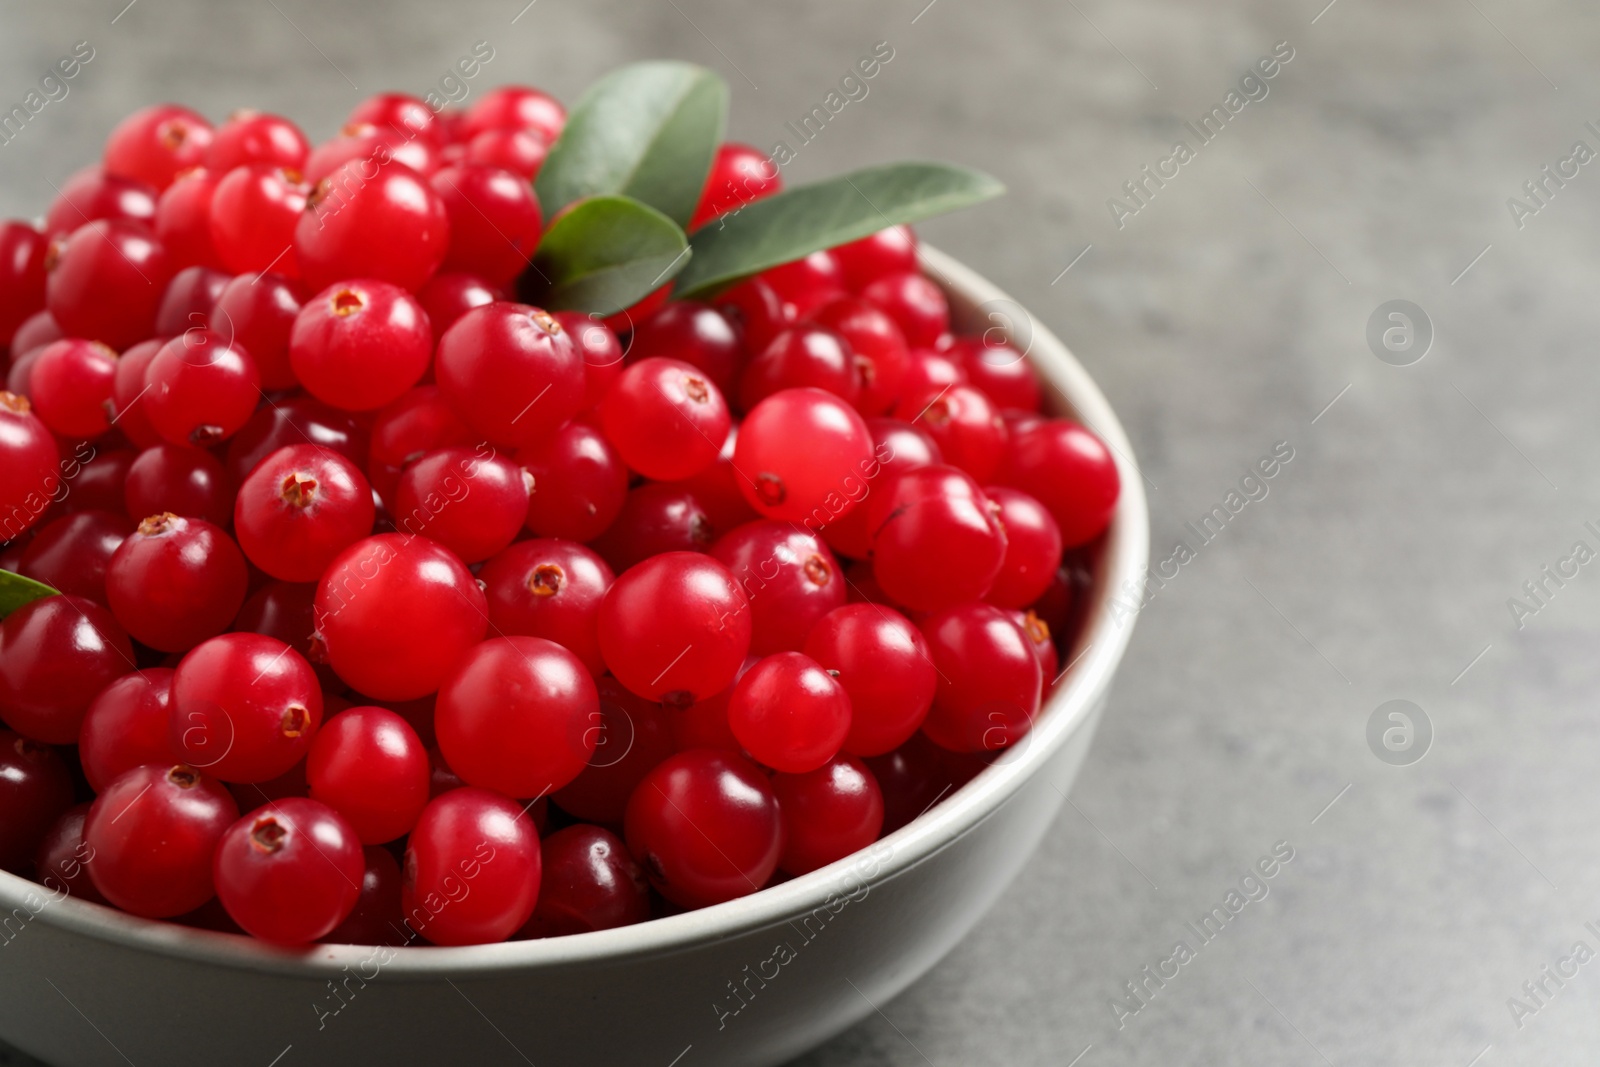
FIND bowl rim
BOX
[0,244,1150,978]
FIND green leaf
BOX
[674,162,1004,298]
[0,570,56,619]
[535,61,727,228]
[531,195,691,316]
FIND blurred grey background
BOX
[4,0,1600,1064]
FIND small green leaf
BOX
[531,195,691,316]
[674,162,1004,298]
[0,571,57,619]
[535,61,727,228]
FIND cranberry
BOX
[465,128,549,180]
[624,749,781,907]
[46,220,174,349]
[106,513,249,652]
[18,509,132,603]
[307,706,430,844]
[661,426,759,534]
[894,382,1005,482]
[590,482,715,573]
[773,754,884,875]
[155,265,230,337]
[713,275,791,356]
[211,271,303,390]
[711,520,844,654]
[430,164,543,286]
[598,552,750,702]
[305,127,441,186]
[143,328,261,447]
[348,93,442,145]
[107,339,164,448]
[214,798,364,943]
[59,447,135,517]
[10,310,63,360]
[553,311,624,410]
[999,418,1120,547]
[626,302,743,398]
[729,651,851,773]
[833,225,918,291]
[821,417,940,561]
[860,271,949,348]
[948,335,1040,412]
[235,444,375,581]
[297,157,451,293]
[403,787,541,945]
[762,251,846,321]
[516,417,628,542]
[206,110,311,173]
[313,533,488,700]
[417,272,502,342]
[85,763,238,917]
[919,603,1041,754]
[480,539,614,678]
[804,603,935,757]
[866,464,1006,612]
[732,387,874,525]
[0,731,73,871]
[806,295,910,415]
[224,395,366,485]
[154,168,225,271]
[901,348,966,401]
[552,675,675,825]
[1010,608,1059,680]
[232,580,330,686]
[366,386,474,505]
[44,167,158,238]
[983,486,1063,609]
[521,825,650,937]
[601,357,731,480]
[28,339,118,438]
[208,164,310,276]
[289,280,432,411]
[324,845,403,945]
[739,325,859,411]
[79,668,177,791]
[863,733,956,833]
[462,86,566,144]
[0,222,48,344]
[125,443,234,527]
[436,303,585,447]
[171,632,323,783]
[0,594,133,743]
[393,446,529,563]
[690,143,781,230]
[0,393,61,540]
[103,104,213,190]
[34,803,106,903]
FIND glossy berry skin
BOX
[34,803,106,902]
[821,417,940,561]
[225,395,367,486]
[983,487,1064,609]
[0,595,133,744]
[0,222,48,343]
[599,552,751,703]
[25,339,116,438]
[0,393,61,539]
[84,763,238,918]
[324,845,402,945]
[306,126,440,186]
[58,448,135,517]
[307,706,430,844]
[44,167,158,239]
[18,509,133,603]
[516,418,628,542]
[866,464,1006,613]
[732,387,874,526]
[153,168,225,271]
[711,521,845,655]
[0,731,74,871]
[155,264,230,337]
[1000,418,1121,547]
[663,427,758,535]
[437,303,585,446]
[807,295,909,416]
[79,668,176,792]
[626,302,743,398]
[349,92,442,144]
[691,143,781,230]
[727,652,852,773]
[235,445,375,581]
[211,271,302,391]
[948,335,1041,412]
[46,220,174,349]
[394,446,529,563]
[106,514,249,652]
[296,158,451,293]
[208,164,310,276]
[773,754,884,875]
[103,104,213,190]
[919,603,1042,754]
[124,443,234,527]
[206,110,310,173]
[550,311,623,411]
[418,272,501,342]
[290,280,433,411]
[480,539,613,678]
[462,85,566,143]
[521,825,650,937]
[713,275,791,357]
[403,787,542,946]
[552,675,675,825]
[231,581,330,688]
[833,225,918,291]
[366,386,474,506]
[804,604,936,757]
[624,749,781,908]
[430,164,543,286]
[314,534,488,701]
[901,348,966,402]
[171,633,324,783]
[590,482,715,573]
[437,636,598,797]
[107,339,164,449]
[601,357,731,480]
[214,798,364,944]
[860,271,949,349]
[465,128,549,180]
[894,383,1005,483]
[143,328,262,447]
[762,251,847,321]
[740,325,859,411]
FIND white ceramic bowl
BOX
[0,246,1149,1067]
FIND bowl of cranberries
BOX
[0,64,1147,1067]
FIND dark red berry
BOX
[154,264,229,337]
[589,482,715,573]
[103,104,213,190]
[79,668,177,792]
[430,164,543,286]
[772,754,884,875]
[208,164,310,276]
[516,417,628,542]
[46,220,174,349]
[626,301,743,398]
[739,324,859,411]
[324,845,403,945]
[0,594,134,744]
[601,357,731,480]
[919,603,1042,754]
[106,513,249,652]
[480,539,613,678]
[85,763,238,917]
[710,520,845,655]
[18,509,132,603]
[520,825,649,937]
[551,675,674,825]
[691,143,780,230]
[860,271,949,349]
[403,787,541,945]
[866,464,1006,612]
[143,328,261,447]
[289,280,433,411]
[804,603,936,756]
[124,443,235,527]
[0,731,74,872]
[33,802,107,903]
[393,446,529,563]
[211,271,303,391]
[171,632,324,783]
[297,158,451,293]
[214,797,364,943]
[307,706,430,844]
[435,303,585,447]
[598,552,751,703]
[999,418,1120,547]
[417,272,501,342]
[833,225,918,291]
[0,392,61,541]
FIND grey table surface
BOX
[4,1,1598,1064]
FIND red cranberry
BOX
[107,339,164,448]
[348,93,443,146]
[0,731,73,871]
[125,443,234,527]
[865,733,959,833]
[761,251,846,320]
[626,301,743,398]
[713,275,791,356]
[711,520,845,655]
[208,164,310,276]
[461,86,566,143]
[235,444,376,581]
[430,164,543,285]
[307,705,430,844]
[806,295,910,415]
[44,166,158,238]
[324,845,403,945]
[18,509,132,603]
[289,280,432,411]
[0,222,48,344]
[366,386,474,505]
[773,754,884,875]
[919,603,1042,754]
[206,110,310,173]
[465,128,549,180]
[417,272,502,342]
[60,447,135,517]
[516,417,628,543]
[894,382,1005,482]
[224,395,367,486]
[1010,608,1060,680]
[983,487,1063,609]
[661,426,759,535]
[154,265,229,337]
[732,387,874,525]
[153,168,225,271]
[0,594,133,744]
[552,311,624,410]
[297,157,451,293]
[214,798,364,943]
[727,651,851,773]
[590,482,715,573]
[598,551,750,702]
[171,632,323,783]
[948,335,1041,412]
[601,357,731,481]
[520,825,650,937]
[999,418,1121,547]
[480,539,614,678]
[46,220,174,349]
[804,603,936,757]
[305,126,441,186]
[79,668,177,791]
[821,417,940,561]
[103,104,213,190]
[34,803,106,902]
[106,513,249,652]
[866,464,1006,612]
[436,303,585,447]
[551,675,675,825]
[28,339,117,438]
[231,580,329,685]
[739,325,859,411]
[690,143,781,230]
[143,328,261,447]
[10,310,63,359]
[211,271,303,391]
[0,393,61,541]
[403,787,541,945]
[833,225,918,291]
[860,271,949,348]
[394,446,529,563]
